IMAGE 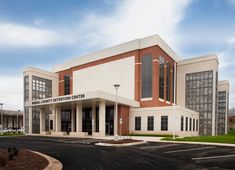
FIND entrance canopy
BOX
[26,90,140,108]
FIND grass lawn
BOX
[0,132,25,136]
[129,134,174,137]
[162,131,235,144]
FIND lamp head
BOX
[113,84,120,89]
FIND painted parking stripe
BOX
[165,146,215,154]
[192,154,235,160]
[140,144,179,150]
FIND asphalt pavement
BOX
[0,136,234,170]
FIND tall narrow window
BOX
[159,56,165,99]
[64,75,71,95]
[166,62,171,101]
[141,55,152,98]
[193,119,196,131]
[147,116,154,131]
[190,118,192,131]
[135,117,141,131]
[161,116,168,131]
[186,117,188,131]
[181,116,184,131]
[196,119,199,131]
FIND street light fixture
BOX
[113,84,120,141]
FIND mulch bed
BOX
[0,149,48,170]
[102,139,142,144]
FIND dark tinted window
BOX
[147,116,154,131]
[64,75,71,95]
[135,117,141,131]
[141,55,152,98]
[161,116,168,131]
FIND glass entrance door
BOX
[61,110,71,134]
[82,108,92,135]
[106,106,114,135]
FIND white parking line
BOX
[140,144,178,150]
[192,154,235,160]
[165,146,215,154]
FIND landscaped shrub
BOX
[0,156,6,167]
[8,152,14,161]
[13,147,19,156]
[7,147,12,153]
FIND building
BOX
[217,81,229,135]
[229,108,235,116]
[23,35,228,137]
[0,110,23,130]
[228,116,235,131]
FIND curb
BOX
[95,141,147,147]
[159,140,235,147]
[30,150,63,170]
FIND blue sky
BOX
[0,0,234,110]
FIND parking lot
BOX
[0,136,234,170]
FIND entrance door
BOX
[82,108,92,135]
[106,106,114,135]
[61,110,71,134]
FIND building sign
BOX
[32,94,85,105]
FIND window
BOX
[181,116,184,131]
[50,120,53,130]
[159,56,165,99]
[193,119,195,131]
[24,76,29,102]
[32,76,52,100]
[166,62,171,101]
[186,117,188,131]
[161,116,168,131]
[185,70,214,135]
[141,55,152,98]
[64,75,71,95]
[196,119,198,131]
[135,117,141,131]
[190,118,192,131]
[147,116,154,131]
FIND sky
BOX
[0,0,235,110]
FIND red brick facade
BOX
[118,105,130,135]
[58,45,176,107]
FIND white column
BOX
[51,105,56,131]
[55,106,61,132]
[99,100,106,136]
[92,102,96,133]
[28,106,32,134]
[76,102,83,132]
[40,108,45,133]
[71,104,75,132]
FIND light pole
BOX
[0,103,3,131]
[173,62,176,140]
[113,84,120,141]
[17,110,20,130]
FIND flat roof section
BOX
[53,34,180,72]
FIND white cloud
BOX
[0,76,23,111]
[0,0,193,110]
[0,22,61,48]
[74,0,192,50]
